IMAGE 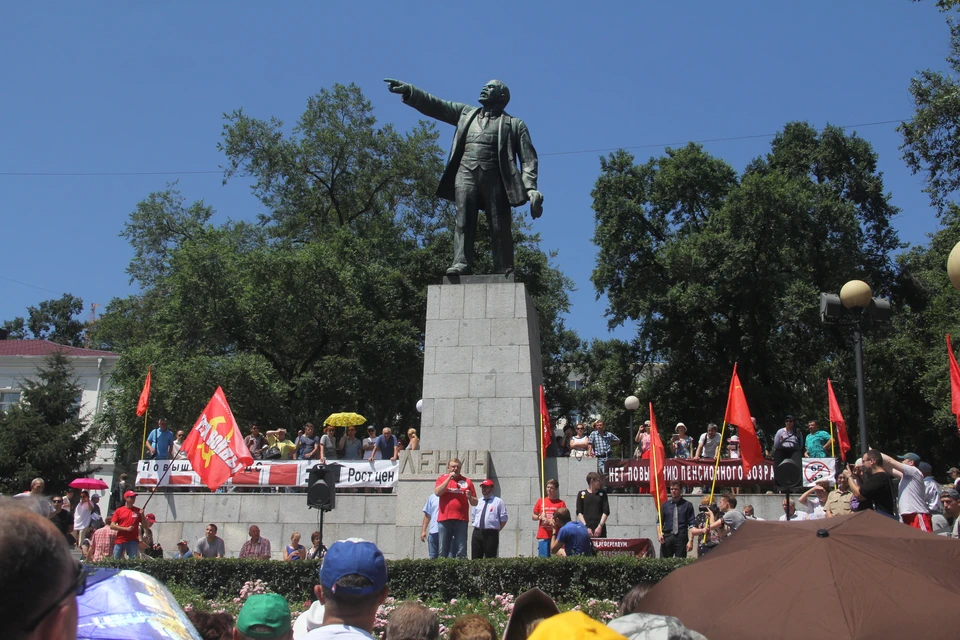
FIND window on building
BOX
[0,392,21,413]
[567,379,584,391]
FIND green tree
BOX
[2,294,86,346]
[0,352,97,494]
[591,123,902,445]
[568,338,640,446]
[860,209,960,469]
[901,0,960,214]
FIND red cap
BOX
[480,479,494,487]
[145,513,157,523]
[123,490,137,499]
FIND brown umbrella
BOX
[641,510,960,640]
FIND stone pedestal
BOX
[419,276,543,453]
[394,277,545,557]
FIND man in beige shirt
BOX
[824,474,853,517]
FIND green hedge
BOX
[93,556,690,603]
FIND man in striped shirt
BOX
[239,525,272,560]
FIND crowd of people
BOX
[651,445,960,559]
[11,434,960,568]
[146,417,421,465]
[548,415,851,466]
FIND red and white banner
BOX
[593,538,653,558]
[605,458,836,488]
[136,459,399,489]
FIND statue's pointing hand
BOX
[528,190,544,219]
[384,78,409,96]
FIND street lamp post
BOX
[624,395,640,459]
[839,281,873,454]
[820,280,891,457]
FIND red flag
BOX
[539,385,551,460]
[136,367,151,417]
[948,335,960,437]
[723,364,764,474]
[181,387,253,491]
[826,378,852,457]
[648,402,668,510]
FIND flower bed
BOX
[175,580,619,638]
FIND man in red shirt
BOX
[109,490,142,559]
[434,458,477,558]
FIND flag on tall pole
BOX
[539,385,551,461]
[723,363,763,475]
[648,402,668,517]
[136,366,152,417]
[181,387,254,491]
[826,378,852,458]
[538,385,551,501]
[137,366,152,460]
[947,335,960,436]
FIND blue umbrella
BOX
[76,568,202,639]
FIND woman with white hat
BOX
[671,423,693,459]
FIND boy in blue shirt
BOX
[550,507,594,556]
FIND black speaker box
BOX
[307,463,342,511]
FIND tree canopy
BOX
[591,123,904,450]
[2,293,87,346]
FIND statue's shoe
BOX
[445,265,472,276]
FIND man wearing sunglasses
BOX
[2,497,88,640]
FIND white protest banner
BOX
[136,459,399,489]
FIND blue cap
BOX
[898,452,921,463]
[319,539,387,595]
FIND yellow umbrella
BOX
[323,412,367,427]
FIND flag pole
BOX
[140,446,188,512]
[539,413,546,503]
[704,419,728,544]
[138,365,152,460]
[829,420,836,488]
[649,403,663,538]
[140,408,149,461]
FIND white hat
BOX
[292,600,326,639]
[675,423,687,432]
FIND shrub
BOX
[93,556,690,602]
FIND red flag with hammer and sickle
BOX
[182,387,253,491]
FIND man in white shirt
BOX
[797,478,831,519]
[420,494,440,559]
[882,451,931,531]
[304,539,389,640]
[743,504,764,521]
[470,479,508,559]
[362,426,381,461]
[694,424,721,460]
[778,498,809,521]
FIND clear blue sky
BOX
[0,2,950,343]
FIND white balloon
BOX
[416,399,423,413]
